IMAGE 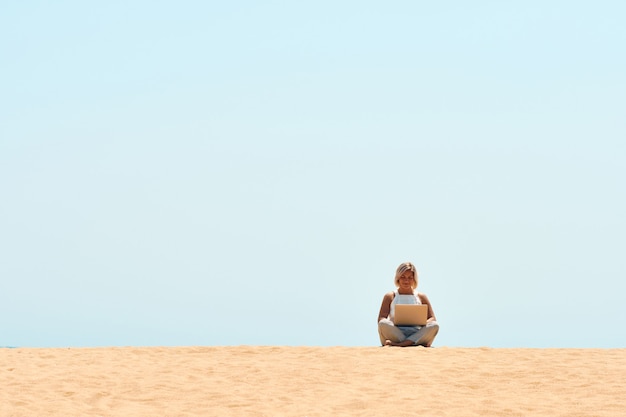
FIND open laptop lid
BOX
[393,304,428,326]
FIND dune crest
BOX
[2,346,625,416]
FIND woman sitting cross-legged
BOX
[377,262,439,347]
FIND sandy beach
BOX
[2,346,625,416]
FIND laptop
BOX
[393,304,428,326]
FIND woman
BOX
[377,262,439,347]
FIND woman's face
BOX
[398,270,416,290]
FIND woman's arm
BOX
[377,292,394,322]
[418,293,437,323]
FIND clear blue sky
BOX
[1,1,624,348]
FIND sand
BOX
[2,346,625,416]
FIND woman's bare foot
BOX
[384,340,414,347]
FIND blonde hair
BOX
[394,262,418,289]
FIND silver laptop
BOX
[393,304,428,326]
